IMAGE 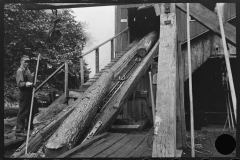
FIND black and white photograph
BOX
[3,1,238,158]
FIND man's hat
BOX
[21,55,30,61]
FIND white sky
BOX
[72,6,115,78]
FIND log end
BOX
[137,48,148,58]
[43,145,69,158]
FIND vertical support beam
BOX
[153,3,177,157]
[95,48,99,73]
[187,3,195,157]
[176,40,182,149]
[111,39,114,60]
[64,61,69,98]
[179,42,187,149]
[80,56,84,87]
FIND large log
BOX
[136,31,158,58]
[43,69,114,157]
[85,40,159,138]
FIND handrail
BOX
[81,27,129,57]
[35,27,129,92]
[35,63,65,93]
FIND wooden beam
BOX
[176,3,236,46]
[57,132,109,158]
[153,4,177,157]
[22,3,127,10]
[87,40,159,136]
[178,42,187,149]
[64,61,69,98]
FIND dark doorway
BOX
[128,7,160,43]
[184,58,237,130]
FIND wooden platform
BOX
[70,132,154,158]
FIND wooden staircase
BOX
[68,40,140,99]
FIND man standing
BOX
[15,55,38,136]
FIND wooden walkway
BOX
[70,132,153,158]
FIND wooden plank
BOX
[90,75,100,80]
[72,133,120,158]
[57,132,109,158]
[68,91,83,98]
[176,39,182,150]
[76,133,127,157]
[71,139,107,158]
[64,61,68,98]
[179,40,187,149]
[87,79,97,83]
[109,134,146,157]
[95,48,99,72]
[109,125,141,132]
[22,3,127,10]
[5,137,25,147]
[141,147,152,157]
[153,6,177,157]
[176,3,236,46]
[96,134,135,157]
[127,134,149,157]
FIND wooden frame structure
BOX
[14,2,236,158]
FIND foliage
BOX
[4,3,91,102]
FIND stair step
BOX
[111,59,118,62]
[81,85,91,89]
[68,90,84,98]
[68,88,87,92]
[94,72,102,76]
[81,82,91,88]
[87,79,97,82]
[90,75,101,79]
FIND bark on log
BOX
[11,102,76,158]
[43,69,114,157]
[86,41,159,138]
[34,94,68,123]
[136,31,158,58]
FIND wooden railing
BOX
[79,27,129,86]
[35,61,68,98]
[35,27,129,97]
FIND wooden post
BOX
[65,61,69,98]
[176,41,182,150]
[149,71,155,124]
[25,54,41,154]
[95,48,99,73]
[179,42,187,149]
[80,56,84,87]
[111,39,114,60]
[217,3,237,121]
[152,3,177,157]
[187,3,195,157]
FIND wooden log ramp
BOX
[43,69,114,157]
[84,37,159,143]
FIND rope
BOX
[147,127,154,148]
[185,133,213,156]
